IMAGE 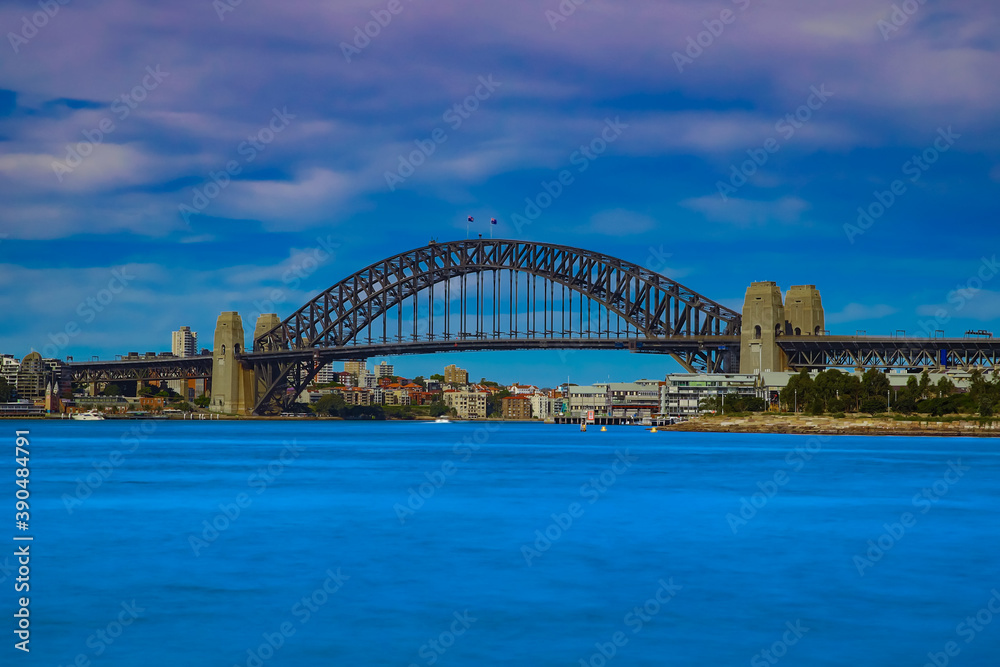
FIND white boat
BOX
[433,417,451,424]
[71,410,105,421]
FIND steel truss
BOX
[250,239,741,413]
[779,337,1000,370]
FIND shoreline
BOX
[658,415,1000,438]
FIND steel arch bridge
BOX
[248,238,741,414]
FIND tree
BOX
[313,393,346,416]
[0,377,13,402]
[486,389,511,417]
[412,376,426,387]
[780,370,813,412]
[936,376,955,398]
[429,374,444,381]
[861,369,890,404]
[101,384,123,397]
[194,394,210,408]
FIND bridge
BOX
[62,238,1000,415]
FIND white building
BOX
[171,326,198,357]
[374,361,394,379]
[315,363,337,385]
[1,355,19,387]
[661,374,759,418]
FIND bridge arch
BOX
[249,239,741,413]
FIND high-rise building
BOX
[315,363,336,385]
[374,361,394,379]
[16,352,46,401]
[444,364,468,385]
[344,360,366,376]
[171,326,198,357]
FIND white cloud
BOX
[825,303,897,325]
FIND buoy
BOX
[600,426,607,432]
[650,427,658,433]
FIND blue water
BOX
[3,420,999,666]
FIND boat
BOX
[433,417,451,424]
[71,410,105,421]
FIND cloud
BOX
[825,303,897,325]
[679,195,810,226]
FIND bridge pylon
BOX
[210,311,254,415]
[740,282,825,374]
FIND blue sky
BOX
[1,0,999,386]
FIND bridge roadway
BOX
[64,335,741,383]
[63,335,1000,385]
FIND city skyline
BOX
[2,1,999,385]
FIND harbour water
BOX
[7,420,1000,666]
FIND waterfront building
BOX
[171,326,198,357]
[444,364,469,385]
[661,374,759,418]
[443,389,487,419]
[374,361,394,379]
[567,385,609,419]
[502,395,532,420]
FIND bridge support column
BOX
[740,282,787,374]
[210,311,254,415]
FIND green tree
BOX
[0,377,13,402]
[194,394,210,408]
[429,374,444,381]
[101,383,123,396]
[861,369,890,404]
[936,376,955,398]
[780,370,813,412]
[486,389,511,417]
[313,393,346,416]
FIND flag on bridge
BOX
[468,216,474,222]
[490,218,497,225]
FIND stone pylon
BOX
[210,312,253,414]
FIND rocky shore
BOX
[661,414,1000,438]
